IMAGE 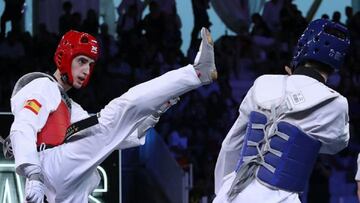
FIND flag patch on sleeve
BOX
[24,99,42,115]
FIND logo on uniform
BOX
[329,49,343,61]
[91,46,98,54]
[290,92,305,105]
[24,99,42,115]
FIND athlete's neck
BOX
[293,66,328,84]
[53,70,72,91]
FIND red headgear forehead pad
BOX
[54,30,99,87]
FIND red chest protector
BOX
[36,100,71,146]
[11,72,72,147]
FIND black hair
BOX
[303,60,334,74]
[293,60,334,83]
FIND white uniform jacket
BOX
[10,65,202,202]
[214,74,350,203]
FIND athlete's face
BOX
[71,55,95,89]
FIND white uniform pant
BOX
[213,172,301,203]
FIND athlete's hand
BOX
[25,174,45,203]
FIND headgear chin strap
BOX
[54,30,99,87]
[291,19,350,71]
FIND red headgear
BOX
[54,30,99,87]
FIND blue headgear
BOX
[291,19,350,71]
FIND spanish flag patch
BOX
[24,99,42,115]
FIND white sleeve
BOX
[116,130,146,150]
[304,96,350,154]
[116,97,177,149]
[356,153,360,181]
[70,99,90,123]
[97,65,201,148]
[121,65,201,110]
[214,87,254,194]
[9,78,61,174]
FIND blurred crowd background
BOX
[0,0,359,202]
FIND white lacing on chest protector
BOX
[227,77,291,201]
[242,105,289,173]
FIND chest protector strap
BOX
[228,111,321,200]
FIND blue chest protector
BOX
[236,111,321,192]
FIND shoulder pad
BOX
[253,75,340,113]
[253,75,287,110]
[285,77,339,113]
[12,72,56,97]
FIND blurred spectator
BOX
[0,0,25,38]
[33,23,58,72]
[141,1,164,46]
[350,12,360,39]
[250,13,271,37]
[151,0,176,15]
[280,0,300,33]
[0,31,24,59]
[19,31,34,57]
[117,0,149,20]
[162,5,182,52]
[332,11,345,26]
[82,9,99,36]
[116,0,144,51]
[190,0,211,48]
[345,6,353,27]
[262,0,284,33]
[321,14,330,20]
[279,0,307,47]
[58,1,73,36]
[71,12,83,31]
[159,50,183,75]
[117,4,141,46]
[97,23,118,62]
